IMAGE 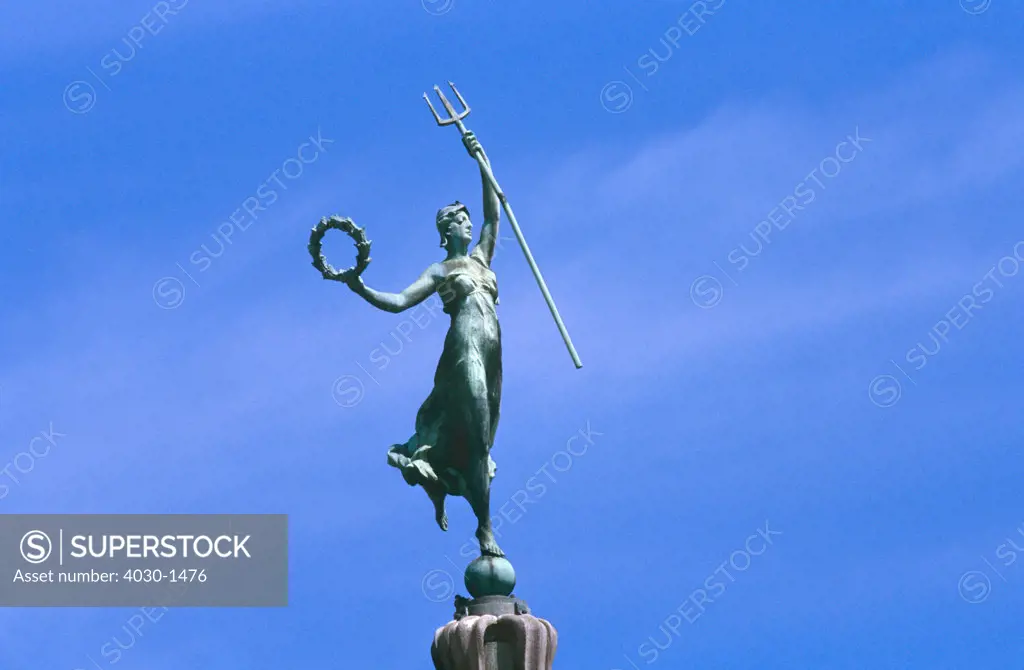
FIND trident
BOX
[424,82,583,369]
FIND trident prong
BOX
[422,93,444,125]
[423,82,471,129]
[447,81,471,114]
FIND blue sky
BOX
[2,0,1024,667]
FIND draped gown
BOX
[386,244,501,511]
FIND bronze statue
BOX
[309,82,580,562]
[353,131,505,556]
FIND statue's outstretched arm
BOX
[348,263,443,314]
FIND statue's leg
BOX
[460,375,503,557]
[467,455,502,556]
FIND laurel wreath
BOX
[308,215,372,282]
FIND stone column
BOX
[430,556,558,670]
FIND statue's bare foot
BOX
[476,529,504,557]
[428,490,448,531]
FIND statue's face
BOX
[445,209,473,246]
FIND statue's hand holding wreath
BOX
[343,273,365,294]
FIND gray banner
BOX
[0,514,287,607]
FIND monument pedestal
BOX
[431,595,558,670]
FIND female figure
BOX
[343,131,505,557]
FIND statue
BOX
[309,83,581,561]
[353,129,505,556]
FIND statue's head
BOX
[436,201,472,252]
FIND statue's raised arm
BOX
[462,131,500,266]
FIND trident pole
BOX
[424,82,583,369]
